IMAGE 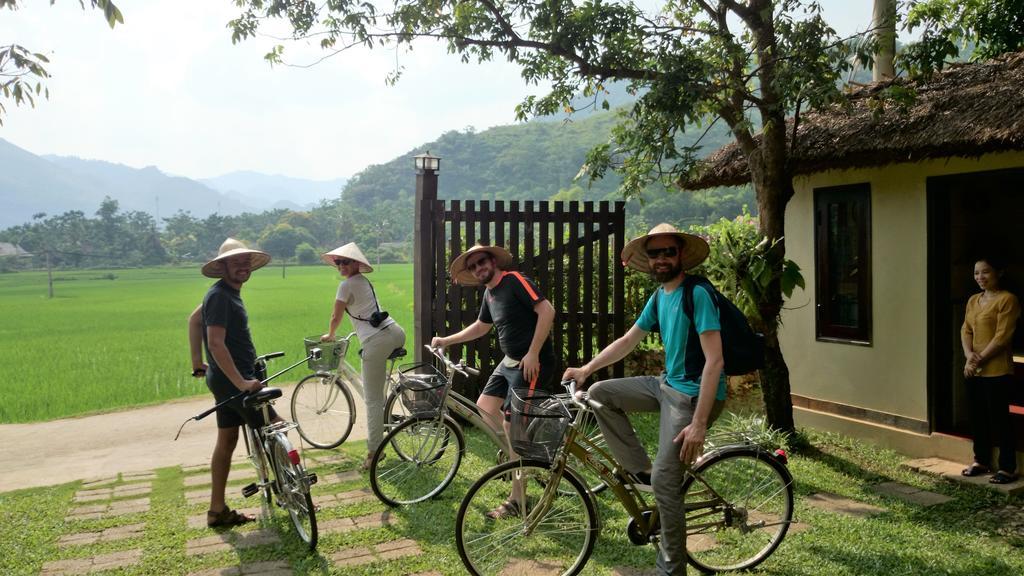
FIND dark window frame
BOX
[814,183,872,344]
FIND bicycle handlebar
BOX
[174,347,322,440]
[563,379,604,411]
[425,344,480,377]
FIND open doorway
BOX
[928,167,1024,442]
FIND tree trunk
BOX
[748,119,797,436]
[872,0,897,81]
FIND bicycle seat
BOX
[388,347,407,360]
[243,387,283,408]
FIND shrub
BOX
[295,242,319,265]
[689,207,804,330]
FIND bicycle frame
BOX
[521,386,780,544]
[250,406,314,480]
[442,388,511,454]
[519,400,659,538]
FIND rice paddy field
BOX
[0,263,414,423]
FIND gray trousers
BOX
[359,323,406,453]
[589,375,724,576]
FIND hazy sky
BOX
[1,1,887,181]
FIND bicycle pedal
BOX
[241,483,259,498]
[307,472,318,486]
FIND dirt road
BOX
[0,384,367,492]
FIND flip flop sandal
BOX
[961,463,990,477]
[989,471,1016,484]
[485,499,522,520]
[206,507,255,528]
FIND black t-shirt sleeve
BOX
[203,290,231,328]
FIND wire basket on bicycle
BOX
[304,335,348,371]
[398,362,449,417]
[508,387,572,464]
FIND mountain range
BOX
[0,138,347,230]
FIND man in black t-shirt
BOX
[431,244,556,519]
[187,238,274,528]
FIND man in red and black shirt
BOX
[433,244,556,422]
[431,244,556,518]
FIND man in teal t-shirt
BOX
[564,223,727,576]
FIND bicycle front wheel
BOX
[369,415,464,507]
[683,448,793,573]
[291,373,355,449]
[271,436,318,550]
[456,460,598,576]
[566,408,608,495]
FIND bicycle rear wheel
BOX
[682,448,793,573]
[456,460,598,576]
[383,390,413,434]
[243,425,273,518]
[291,373,355,449]
[369,415,464,507]
[271,436,318,550]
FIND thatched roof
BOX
[683,50,1024,189]
[0,242,31,257]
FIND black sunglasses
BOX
[645,246,679,259]
[466,255,491,272]
[334,258,353,266]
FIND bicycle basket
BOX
[398,362,449,417]
[304,335,348,371]
[508,388,572,464]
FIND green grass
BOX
[1,421,1021,575]
[0,264,414,423]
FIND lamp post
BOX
[413,151,440,364]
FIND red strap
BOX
[503,271,541,301]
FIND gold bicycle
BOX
[455,381,795,575]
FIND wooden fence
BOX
[415,198,628,397]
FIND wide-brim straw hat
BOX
[620,223,710,273]
[449,244,514,286]
[201,238,271,278]
[320,242,373,273]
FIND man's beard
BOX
[478,268,495,284]
[652,262,682,283]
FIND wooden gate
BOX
[415,198,627,396]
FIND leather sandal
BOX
[486,499,522,520]
[206,506,255,528]
[961,463,990,477]
[989,471,1017,484]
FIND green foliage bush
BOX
[295,242,319,264]
[690,209,804,329]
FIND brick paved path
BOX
[33,444,710,576]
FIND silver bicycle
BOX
[178,351,320,550]
[369,346,610,507]
[291,332,412,449]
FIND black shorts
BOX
[206,374,277,429]
[480,358,557,421]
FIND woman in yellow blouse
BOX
[960,257,1020,484]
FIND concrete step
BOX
[903,457,1023,496]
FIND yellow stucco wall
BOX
[781,151,1024,426]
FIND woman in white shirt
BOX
[320,243,406,470]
